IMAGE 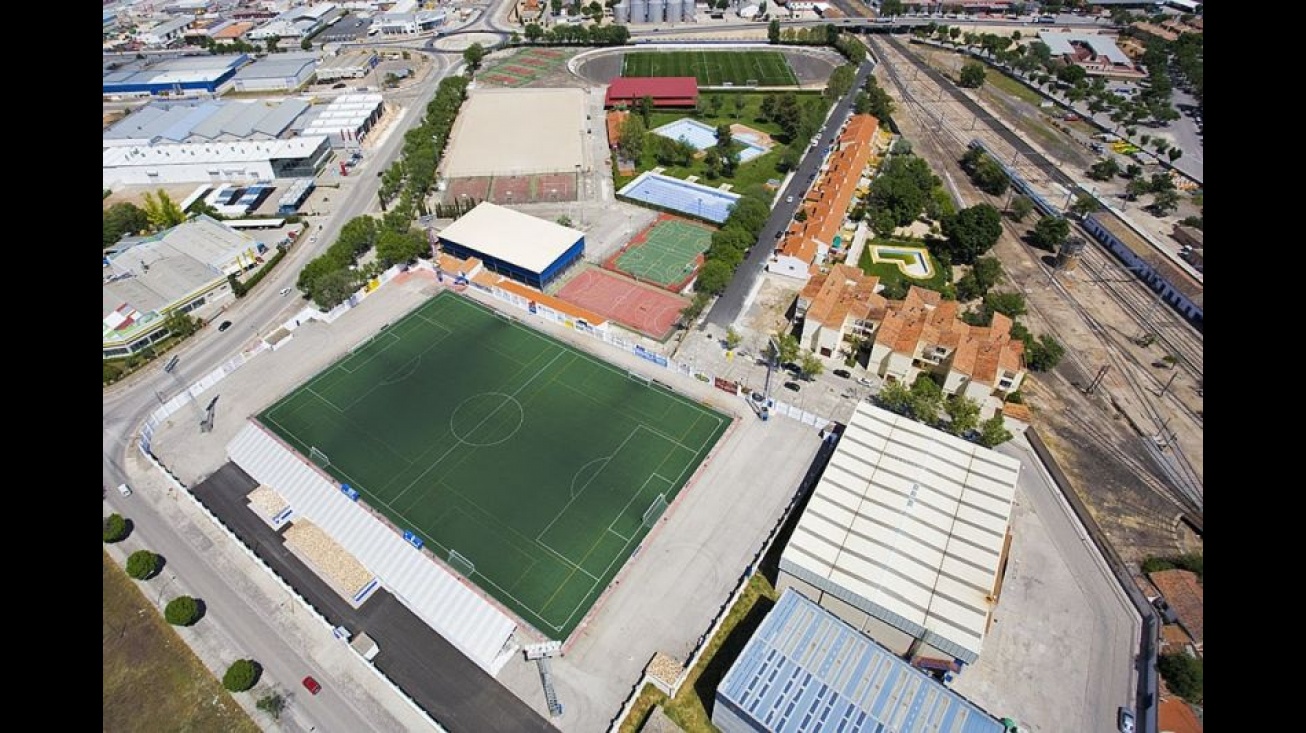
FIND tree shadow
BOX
[249,661,265,688]
[190,598,208,626]
[149,555,168,580]
[1040,254,1058,269]
[692,596,776,720]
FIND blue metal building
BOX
[436,202,584,290]
[714,589,1007,733]
[103,55,250,97]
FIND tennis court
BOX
[610,217,714,289]
[258,291,729,639]
[621,51,799,87]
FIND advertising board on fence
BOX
[713,377,739,395]
[634,344,669,368]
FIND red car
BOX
[302,676,322,695]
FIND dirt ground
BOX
[873,55,1202,564]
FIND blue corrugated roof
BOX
[716,589,1006,733]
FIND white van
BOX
[117,483,133,497]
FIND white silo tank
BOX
[630,0,647,22]
[682,0,694,20]
[668,0,683,22]
[648,0,665,22]
[614,1,629,22]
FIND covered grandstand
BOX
[617,171,740,224]
[604,77,698,108]
[436,202,585,289]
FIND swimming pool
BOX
[652,118,769,164]
[617,171,740,224]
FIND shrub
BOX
[125,550,160,580]
[1156,653,1202,704]
[223,659,259,693]
[164,595,201,626]
[104,514,128,543]
[256,693,286,720]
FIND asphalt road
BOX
[705,60,874,329]
[191,463,553,733]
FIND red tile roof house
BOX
[604,77,699,109]
[1148,569,1203,655]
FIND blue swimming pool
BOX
[652,118,769,164]
[618,172,740,224]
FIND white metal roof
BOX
[437,202,583,274]
[1037,31,1131,66]
[778,402,1020,664]
[103,136,328,168]
[227,422,518,675]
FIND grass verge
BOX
[103,550,259,733]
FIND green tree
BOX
[732,93,746,118]
[1156,654,1202,704]
[958,61,986,88]
[876,380,912,415]
[141,190,185,230]
[881,0,903,15]
[983,290,1027,318]
[941,203,1003,265]
[164,309,199,339]
[1149,188,1181,216]
[617,113,646,162]
[1024,333,1065,372]
[773,332,800,366]
[725,327,742,350]
[1008,195,1034,222]
[103,513,129,543]
[972,256,1004,292]
[977,413,1013,447]
[1070,193,1100,218]
[462,43,486,72]
[909,375,943,425]
[103,202,150,247]
[826,64,857,100]
[637,95,654,127]
[222,660,259,693]
[709,94,725,116]
[257,693,287,721]
[1086,159,1119,182]
[310,268,363,310]
[799,351,824,380]
[1125,177,1151,201]
[525,23,544,42]
[694,259,733,295]
[1168,148,1183,162]
[768,18,780,43]
[1029,215,1070,250]
[300,37,311,50]
[556,215,573,227]
[126,549,160,580]
[375,228,427,267]
[943,395,981,436]
[164,595,201,626]
[679,292,710,325]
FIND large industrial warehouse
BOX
[102,136,332,187]
[103,54,250,97]
[436,202,584,289]
[777,401,1021,669]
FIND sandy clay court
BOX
[556,267,689,341]
[439,87,586,181]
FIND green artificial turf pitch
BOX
[258,291,730,639]
[616,219,713,286]
[621,51,799,87]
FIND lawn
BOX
[981,68,1047,107]
[615,92,827,201]
[103,551,260,733]
[622,51,799,87]
[618,574,779,733]
[858,239,951,293]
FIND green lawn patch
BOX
[103,551,259,733]
[859,239,950,293]
[622,51,799,86]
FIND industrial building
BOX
[315,50,380,81]
[103,215,261,358]
[777,402,1020,669]
[603,77,699,109]
[714,589,1007,733]
[103,99,312,146]
[103,136,332,187]
[294,93,384,149]
[277,178,316,215]
[436,202,585,289]
[103,54,250,97]
[612,0,696,24]
[248,2,341,40]
[137,17,193,47]
[231,52,318,93]
[373,10,447,34]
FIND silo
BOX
[629,0,647,23]
[648,0,665,22]
[1054,236,1087,272]
[669,0,684,22]
[613,1,629,22]
[682,0,695,20]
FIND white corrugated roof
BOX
[103,136,327,168]
[779,402,1020,663]
[437,202,583,274]
[227,422,517,675]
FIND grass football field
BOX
[621,51,799,87]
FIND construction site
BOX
[862,34,1203,565]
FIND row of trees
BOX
[298,76,469,309]
[103,190,187,249]
[876,374,1014,447]
[692,196,772,296]
[519,22,629,45]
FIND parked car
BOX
[117,483,133,497]
[332,82,347,89]
[785,195,794,204]
[857,377,876,387]
[218,320,233,332]
[783,381,801,392]
[303,676,322,695]
[833,369,851,378]
[1117,707,1135,733]
[279,287,292,296]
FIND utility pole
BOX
[1085,365,1110,395]
[1158,370,1178,398]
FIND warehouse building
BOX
[714,589,1006,733]
[374,10,447,34]
[436,202,584,289]
[103,215,260,358]
[248,2,341,40]
[104,99,311,145]
[777,401,1020,669]
[231,52,318,93]
[315,50,380,81]
[103,54,250,98]
[294,93,384,149]
[137,17,193,47]
[103,135,331,187]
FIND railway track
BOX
[868,34,1203,513]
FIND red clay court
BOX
[446,173,577,205]
[556,267,688,341]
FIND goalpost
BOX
[642,493,669,528]
[448,548,476,578]
[628,370,653,386]
[309,446,331,468]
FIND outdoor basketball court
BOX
[607,216,713,291]
[257,292,728,640]
[556,267,690,341]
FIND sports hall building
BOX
[436,202,584,289]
